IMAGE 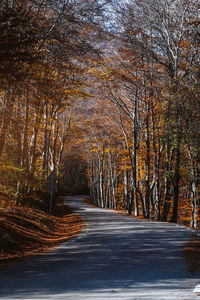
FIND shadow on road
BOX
[183,234,200,275]
[0,197,199,299]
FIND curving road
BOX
[0,196,200,300]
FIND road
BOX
[0,196,200,300]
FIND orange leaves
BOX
[179,39,192,51]
[0,198,86,262]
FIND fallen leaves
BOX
[0,196,86,264]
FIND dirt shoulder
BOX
[0,195,86,264]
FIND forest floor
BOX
[0,195,86,264]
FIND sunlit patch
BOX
[193,284,200,293]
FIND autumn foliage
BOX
[70,0,200,229]
[0,0,200,254]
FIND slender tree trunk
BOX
[99,155,104,208]
[171,134,181,223]
[105,172,110,208]
[124,169,128,209]
[145,113,150,218]
[162,137,171,221]
[42,102,48,174]
[132,94,139,216]
[191,179,197,229]
[0,94,14,158]
[128,170,133,215]
[22,92,29,167]
[109,151,116,209]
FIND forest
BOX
[0,0,199,244]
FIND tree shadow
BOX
[183,234,200,275]
[0,197,199,299]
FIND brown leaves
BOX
[0,197,86,263]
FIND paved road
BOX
[0,196,200,300]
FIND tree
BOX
[0,0,113,202]
[113,0,200,222]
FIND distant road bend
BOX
[0,196,200,300]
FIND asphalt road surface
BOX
[0,196,200,300]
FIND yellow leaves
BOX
[87,63,113,81]
[64,89,78,94]
[121,165,132,171]
[90,148,99,153]
[64,89,93,99]
[0,90,5,98]
[120,149,129,156]
[0,158,24,173]
[104,149,110,154]
[0,165,24,172]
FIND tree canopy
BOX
[0,0,200,229]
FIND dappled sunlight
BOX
[0,197,199,299]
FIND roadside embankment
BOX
[0,195,86,263]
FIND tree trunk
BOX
[171,134,181,223]
[145,114,150,218]
[0,95,14,158]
